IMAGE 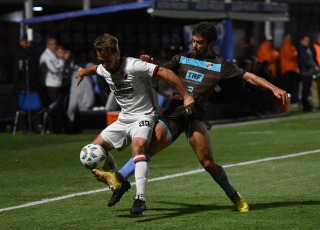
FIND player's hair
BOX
[94,33,119,56]
[192,22,217,43]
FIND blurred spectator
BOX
[240,57,276,115]
[13,35,40,92]
[56,45,65,59]
[153,47,168,67]
[86,49,106,107]
[153,47,172,113]
[154,78,173,114]
[39,36,64,105]
[12,35,43,133]
[312,33,320,111]
[136,49,146,58]
[62,46,75,92]
[238,39,248,60]
[257,37,279,80]
[280,34,300,104]
[243,36,256,59]
[63,47,73,65]
[67,51,94,125]
[297,34,320,111]
[56,45,71,93]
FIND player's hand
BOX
[75,67,85,87]
[273,88,288,105]
[183,95,194,113]
[140,55,154,63]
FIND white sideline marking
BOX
[1,149,320,213]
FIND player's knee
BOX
[202,160,221,176]
[131,144,147,156]
[202,159,213,170]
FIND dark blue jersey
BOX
[164,52,246,108]
[159,52,247,142]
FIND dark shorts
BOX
[158,99,204,143]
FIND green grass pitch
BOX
[1,112,320,229]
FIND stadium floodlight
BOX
[33,6,43,12]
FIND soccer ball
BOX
[80,144,106,169]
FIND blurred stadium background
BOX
[0,0,319,132]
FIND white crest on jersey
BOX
[206,62,214,70]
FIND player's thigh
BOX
[188,120,214,162]
[129,115,157,145]
[99,120,129,150]
[147,121,172,156]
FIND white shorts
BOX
[100,114,157,150]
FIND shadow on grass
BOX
[250,200,320,210]
[116,201,232,222]
[116,200,320,222]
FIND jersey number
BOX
[188,86,194,96]
[139,120,151,127]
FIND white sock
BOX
[102,152,119,172]
[134,155,148,201]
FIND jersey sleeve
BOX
[220,59,246,79]
[96,64,105,76]
[130,59,159,78]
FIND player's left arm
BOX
[156,67,194,111]
[242,71,288,105]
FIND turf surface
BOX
[1,112,319,229]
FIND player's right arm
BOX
[75,64,98,86]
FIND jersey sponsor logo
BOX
[110,82,133,95]
[114,88,134,95]
[110,82,131,90]
[186,70,204,82]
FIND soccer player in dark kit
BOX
[92,22,288,213]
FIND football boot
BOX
[130,197,147,215]
[108,180,131,207]
[230,192,249,212]
[92,169,122,191]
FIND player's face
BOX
[97,50,120,73]
[192,35,214,59]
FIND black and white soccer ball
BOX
[80,144,106,169]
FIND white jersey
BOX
[96,57,159,119]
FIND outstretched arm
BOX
[156,67,194,111]
[75,65,98,86]
[242,72,288,105]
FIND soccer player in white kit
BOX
[75,33,194,215]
